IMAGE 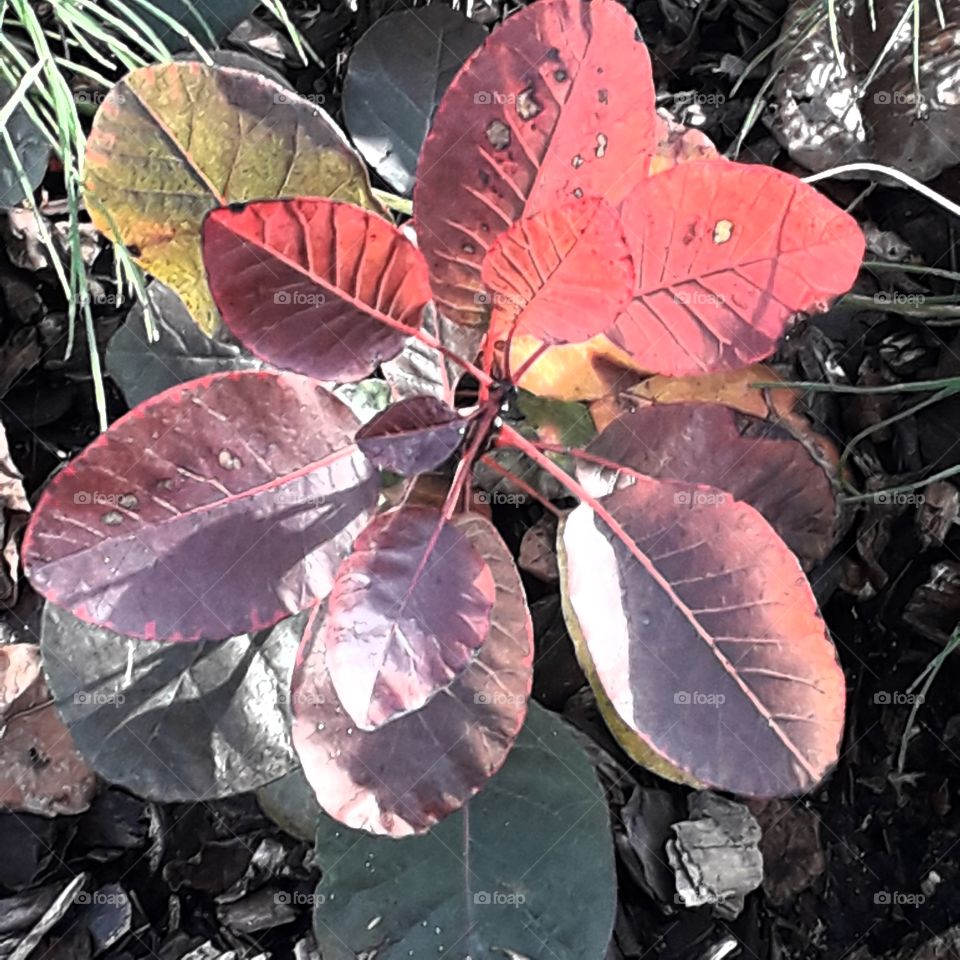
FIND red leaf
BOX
[202,198,431,382]
[560,479,845,796]
[23,372,377,641]
[609,159,865,375]
[582,404,838,566]
[414,0,657,325]
[481,196,634,345]
[291,511,533,836]
[356,396,465,475]
[322,505,496,730]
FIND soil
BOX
[2,1,960,958]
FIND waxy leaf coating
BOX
[414,0,657,325]
[356,396,465,475]
[84,62,377,334]
[610,159,866,375]
[323,505,496,729]
[23,372,377,641]
[582,403,838,565]
[559,479,845,796]
[203,198,431,382]
[290,511,533,836]
[482,196,635,344]
[311,703,616,958]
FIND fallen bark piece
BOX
[0,643,97,817]
[666,791,763,919]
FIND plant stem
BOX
[477,454,563,517]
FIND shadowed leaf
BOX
[23,372,377,641]
[582,404,839,566]
[0,79,49,208]
[290,511,533,836]
[322,505,496,730]
[610,159,865,375]
[559,479,845,796]
[414,0,657,325]
[342,6,486,195]
[203,198,431,382]
[41,604,304,801]
[84,62,377,334]
[356,396,465,475]
[311,703,615,959]
[106,282,263,407]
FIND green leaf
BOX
[311,702,616,960]
[0,78,49,208]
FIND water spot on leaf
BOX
[218,449,242,470]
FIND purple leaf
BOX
[355,396,466,475]
[23,372,377,641]
[322,505,495,729]
[290,511,533,836]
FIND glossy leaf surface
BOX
[583,403,838,565]
[482,196,634,344]
[342,5,486,194]
[356,396,465,475]
[41,604,303,801]
[311,703,615,959]
[203,198,430,382]
[559,480,845,796]
[84,62,377,334]
[414,0,657,325]
[322,505,496,729]
[610,159,865,375]
[290,512,533,836]
[23,372,376,641]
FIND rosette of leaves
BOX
[24,0,864,949]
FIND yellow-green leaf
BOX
[84,62,379,334]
